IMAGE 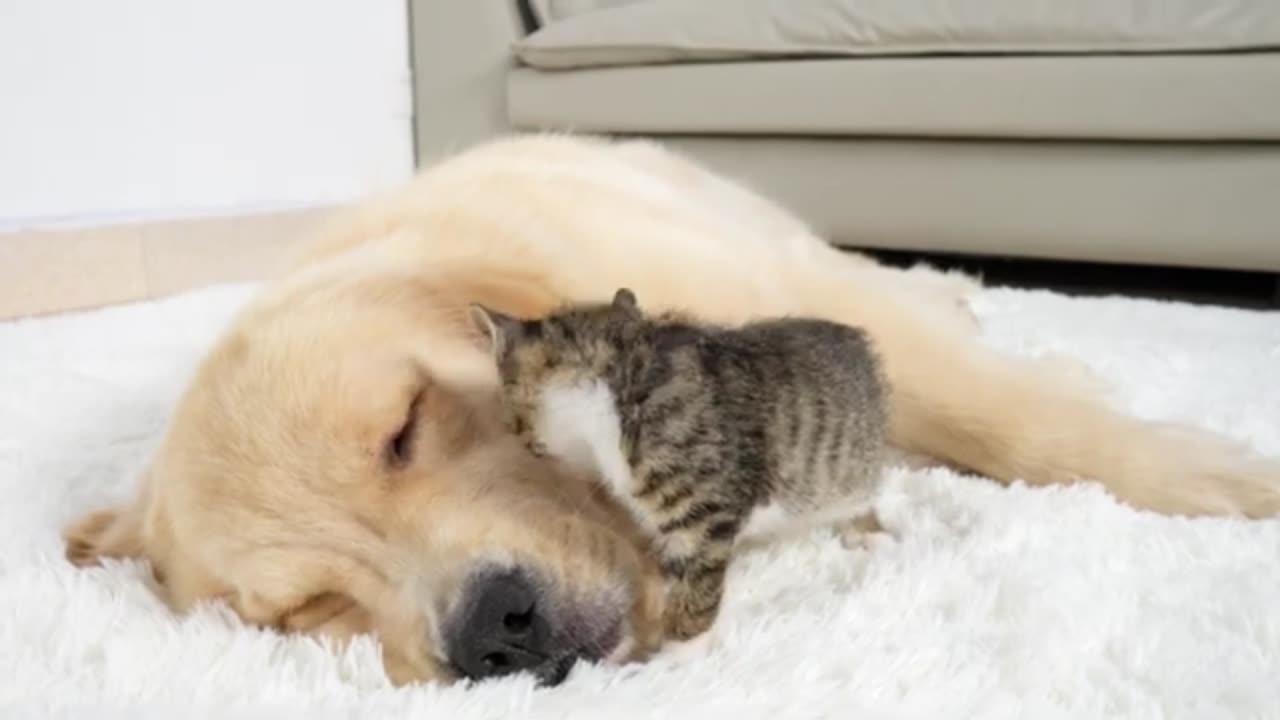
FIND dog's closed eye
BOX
[385,391,424,468]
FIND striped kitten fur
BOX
[470,288,889,641]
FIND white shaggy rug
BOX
[1,282,1278,720]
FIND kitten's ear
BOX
[468,304,522,355]
[611,288,640,317]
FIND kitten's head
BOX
[469,288,647,456]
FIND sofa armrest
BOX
[409,1,526,165]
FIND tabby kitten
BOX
[470,288,889,641]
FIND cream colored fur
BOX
[62,133,1280,685]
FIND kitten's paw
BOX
[664,608,716,642]
[662,589,719,642]
[657,633,714,664]
[660,564,727,641]
[837,511,890,550]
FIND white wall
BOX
[0,1,415,231]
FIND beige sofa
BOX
[410,1,1280,273]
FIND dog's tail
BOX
[895,342,1280,517]
[807,272,1280,519]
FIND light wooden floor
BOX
[0,207,337,320]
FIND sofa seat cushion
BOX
[515,0,1280,70]
[507,54,1280,141]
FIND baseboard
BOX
[861,247,1280,310]
[0,206,338,320]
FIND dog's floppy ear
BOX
[468,303,524,356]
[63,506,145,567]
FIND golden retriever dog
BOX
[62,133,1280,686]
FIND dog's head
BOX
[62,251,667,686]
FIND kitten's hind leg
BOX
[837,509,890,550]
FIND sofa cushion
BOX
[651,137,1280,272]
[525,0,647,26]
[515,0,1280,70]
[507,54,1280,141]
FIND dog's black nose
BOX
[447,569,576,685]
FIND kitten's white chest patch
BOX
[536,379,633,496]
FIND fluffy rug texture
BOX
[1,282,1278,720]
